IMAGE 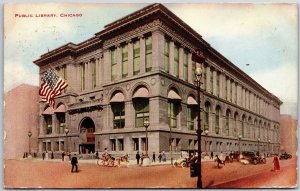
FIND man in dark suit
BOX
[71,154,78,173]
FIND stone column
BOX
[52,114,56,135]
[84,62,89,90]
[152,30,164,71]
[206,67,211,93]
[220,74,225,99]
[128,40,133,77]
[125,101,134,129]
[140,36,146,74]
[169,41,175,76]
[213,70,217,96]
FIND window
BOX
[145,36,152,72]
[242,116,246,137]
[226,110,230,136]
[112,103,125,129]
[215,106,220,134]
[42,142,46,151]
[216,73,220,97]
[225,78,228,100]
[142,138,147,151]
[204,102,210,131]
[192,61,196,83]
[175,138,180,152]
[134,99,149,127]
[168,101,179,128]
[91,59,96,88]
[62,65,67,93]
[133,40,140,75]
[187,105,196,130]
[110,139,116,151]
[133,138,139,151]
[122,44,128,77]
[60,141,64,151]
[44,115,52,134]
[235,83,238,104]
[202,65,206,90]
[174,44,179,77]
[118,139,124,151]
[183,51,188,81]
[164,38,170,72]
[111,49,117,80]
[81,63,85,90]
[210,69,213,93]
[56,112,65,134]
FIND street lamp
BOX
[144,120,150,157]
[28,130,32,156]
[238,135,242,155]
[204,130,209,154]
[193,48,205,189]
[65,127,69,153]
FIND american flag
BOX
[39,68,68,107]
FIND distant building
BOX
[33,3,281,158]
[4,84,39,159]
[280,115,297,155]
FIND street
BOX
[4,157,297,188]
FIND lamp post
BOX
[204,130,209,154]
[193,48,205,189]
[65,127,69,154]
[144,120,150,157]
[28,131,32,156]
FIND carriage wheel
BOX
[97,159,105,166]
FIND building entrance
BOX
[78,117,95,154]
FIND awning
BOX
[167,89,181,100]
[110,92,125,102]
[133,87,149,98]
[55,104,66,112]
[42,107,54,115]
[187,96,198,105]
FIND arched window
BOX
[242,115,246,138]
[110,91,125,129]
[215,106,221,134]
[234,112,239,137]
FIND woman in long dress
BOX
[273,154,280,171]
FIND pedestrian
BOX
[215,155,225,168]
[42,152,45,160]
[136,152,141,165]
[62,152,65,161]
[158,152,162,163]
[90,151,94,159]
[96,151,99,159]
[273,154,280,171]
[162,151,166,162]
[152,152,156,163]
[23,152,26,159]
[210,151,213,159]
[141,153,145,165]
[51,151,54,159]
[71,154,78,173]
[25,152,28,158]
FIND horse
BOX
[97,153,115,166]
[115,154,129,167]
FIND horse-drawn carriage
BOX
[97,153,129,167]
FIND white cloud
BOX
[4,59,39,92]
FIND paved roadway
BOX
[4,156,297,188]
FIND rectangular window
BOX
[60,141,64,151]
[225,78,228,100]
[134,99,149,127]
[187,106,195,130]
[142,138,147,151]
[145,36,152,72]
[112,103,125,129]
[62,65,67,93]
[110,139,116,151]
[183,51,188,81]
[133,40,140,75]
[133,138,139,151]
[91,60,96,88]
[217,73,220,97]
[175,138,180,152]
[81,63,85,91]
[118,139,124,151]
[55,141,59,151]
[111,49,117,80]
[202,66,206,90]
[174,44,179,77]
[44,115,52,134]
[164,39,170,73]
[122,44,128,78]
[210,69,213,93]
[168,102,178,128]
[42,142,46,151]
[192,61,196,83]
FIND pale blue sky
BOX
[4,3,298,117]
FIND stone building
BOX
[280,115,297,156]
[33,3,281,158]
[4,84,39,159]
